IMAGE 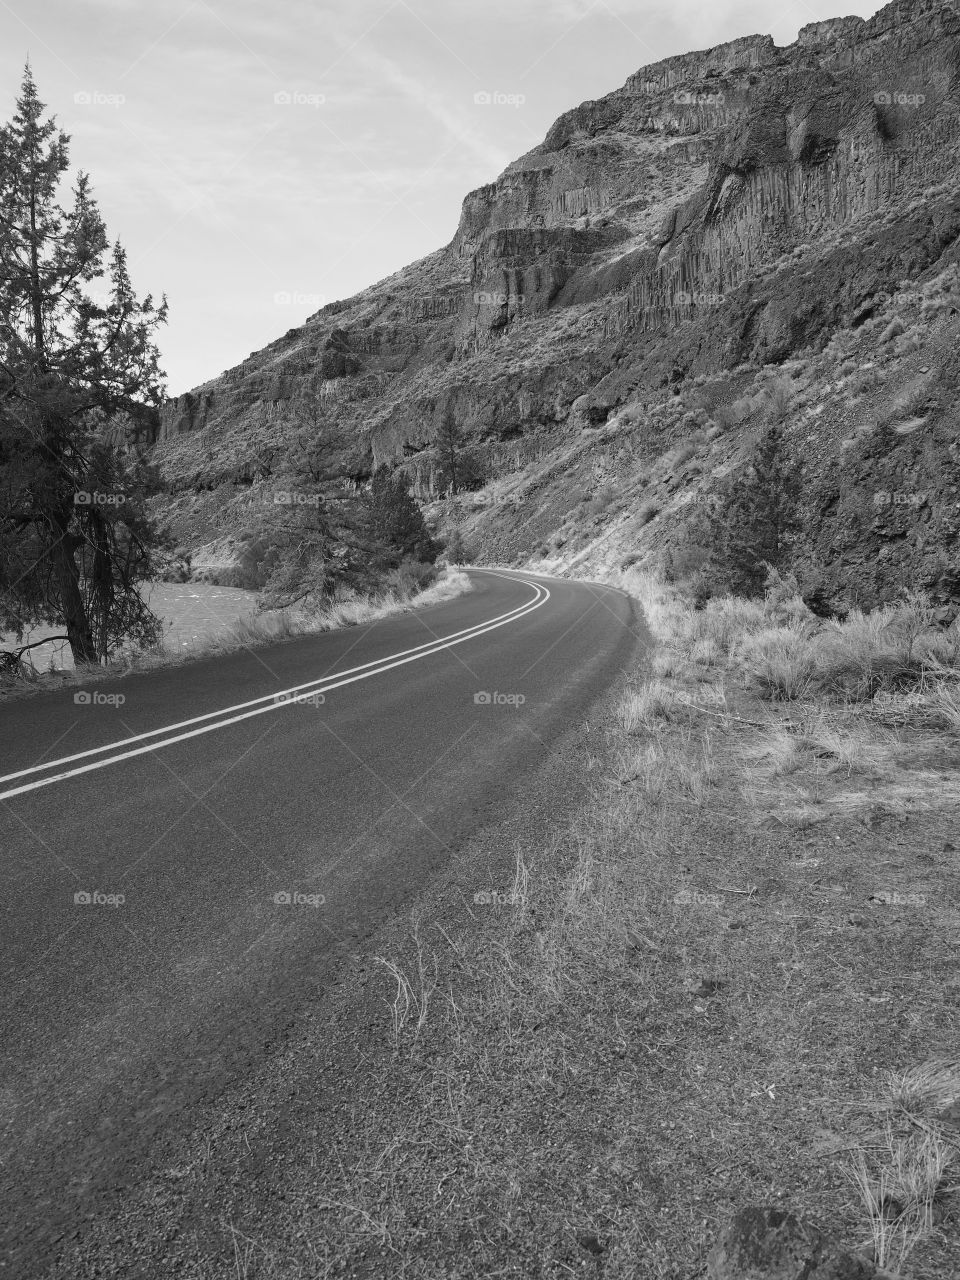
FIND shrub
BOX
[445,528,473,566]
[586,484,616,517]
[662,539,711,584]
[686,596,769,656]
[711,394,757,431]
[760,377,793,422]
[386,557,438,597]
[735,623,818,700]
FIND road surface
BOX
[0,568,641,1275]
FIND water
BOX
[1,582,259,672]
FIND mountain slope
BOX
[152,0,960,608]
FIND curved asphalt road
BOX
[0,568,640,1275]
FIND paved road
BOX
[0,568,640,1275]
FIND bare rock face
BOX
[707,1207,880,1280]
[152,0,960,601]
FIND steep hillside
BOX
[152,0,960,608]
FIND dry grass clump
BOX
[683,596,769,656]
[621,571,960,716]
[847,1127,953,1273]
[214,609,304,651]
[222,568,474,643]
[815,599,957,701]
[650,649,685,679]
[846,1059,960,1273]
[744,712,898,781]
[734,623,819,701]
[689,636,722,668]
[374,921,438,1047]
[620,567,690,646]
[613,728,718,801]
[929,680,960,733]
[618,680,679,732]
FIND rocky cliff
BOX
[151,0,960,606]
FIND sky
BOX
[0,0,886,396]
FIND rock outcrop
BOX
[151,0,960,603]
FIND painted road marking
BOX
[0,574,548,802]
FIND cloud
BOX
[345,42,509,177]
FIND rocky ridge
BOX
[151,0,960,606]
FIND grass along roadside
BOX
[277,571,960,1277]
[0,567,472,703]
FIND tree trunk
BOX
[52,530,97,665]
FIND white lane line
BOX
[1,572,542,787]
[0,575,549,802]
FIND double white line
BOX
[0,574,549,803]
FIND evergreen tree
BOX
[367,469,438,568]
[446,527,466,565]
[705,427,799,597]
[435,411,488,496]
[255,428,371,606]
[0,66,167,663]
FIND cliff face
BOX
[153,0,960,604]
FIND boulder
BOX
[707,1206,880,1280]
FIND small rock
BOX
[707,1206,880,1279]
[695,977,726,996]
